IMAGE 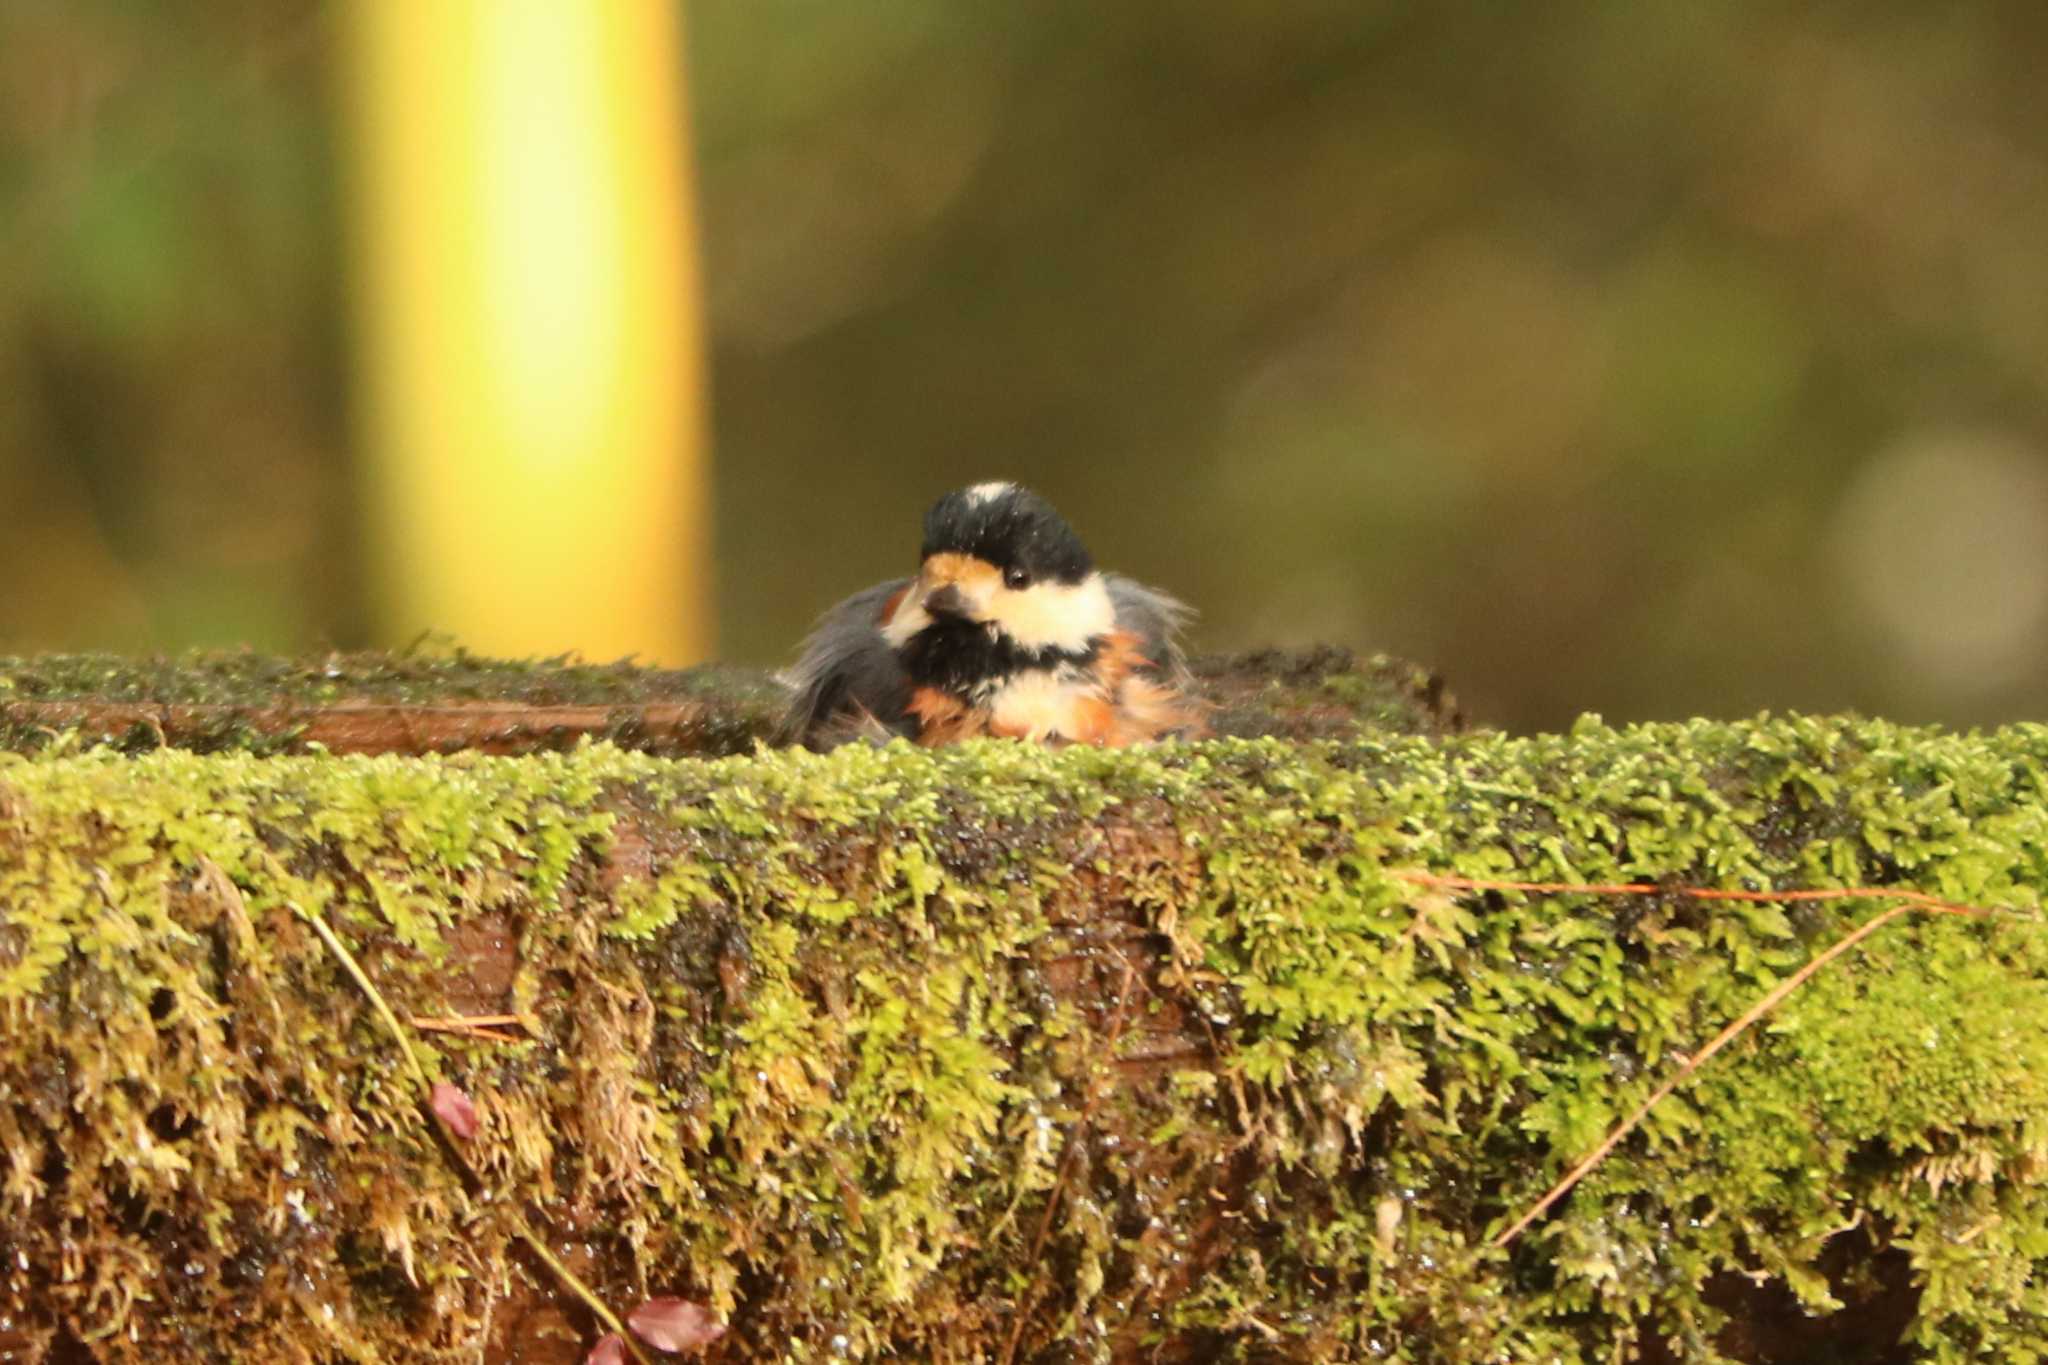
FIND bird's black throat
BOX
[898,620,1098,697]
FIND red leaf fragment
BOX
[628,1297,726,1352]
[429,1081,479,1139]
[585,1332,626,1365]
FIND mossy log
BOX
[2,709,2047,1362]
[0,647,1460,757]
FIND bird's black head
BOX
[920,483,1094,588]
[884,482,1116,690]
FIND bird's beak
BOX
[915,553,995,623]
[924,583,974,620]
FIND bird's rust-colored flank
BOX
[905,686,980,745]
[908,631,1207,747]
[1097,629,1210,743]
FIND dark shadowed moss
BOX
[0,647,790,757]
[0,647,1457,758]
[0,645,779,707]
[0,716,2045,1362]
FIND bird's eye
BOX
[1003,566,1031,590]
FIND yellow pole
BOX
[343,0,709,663]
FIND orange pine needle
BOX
[409,1013,532,1043]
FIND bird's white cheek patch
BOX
[992,575,1116,652]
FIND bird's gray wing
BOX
[1105,573,1195,682]
[776,577,916,748]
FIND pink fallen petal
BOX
[628,1296,726,1352]
[428,1081,479,1140]
[585,1332,626,1365]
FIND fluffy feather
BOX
[775,578,915,747]
[779,488,1202,749]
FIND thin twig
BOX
[1489,902,1925,1247]
[1027,958,1140,1264]
[415,1023,524,1044]
[1392,872,1999,1248]
[1000,956,1140,1365]
[294,902,431,1090]
[410,1013,532,1043]
[508,1210,655,1365]
[293,899,654,1364]
[1395,871,1992,918]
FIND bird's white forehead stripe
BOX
[965,481,1014,506]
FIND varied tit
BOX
[781,482,1207,749]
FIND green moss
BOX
[0,716,2044,1360]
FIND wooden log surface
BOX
[0,647,1461,757]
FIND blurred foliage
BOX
[0,2,348,651]
[5,2,2048,729]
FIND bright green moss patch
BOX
[0,716,2045,1361]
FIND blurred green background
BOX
[4,2,2048,732]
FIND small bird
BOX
[781,482,1206,749]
